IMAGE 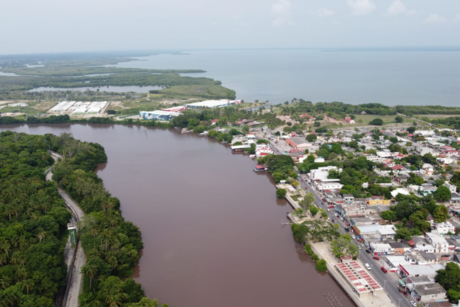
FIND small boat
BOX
[249,154,256,158]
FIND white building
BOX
[426,233,449,253]
[317,180,343,191]
[391,188,410,198]
[370,243,394,255]
[308,166,340,181]
[445,182,458,194]
[434,221,455,236]
[185,99,236,109]
[49,101,76,113]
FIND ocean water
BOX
[111,49,460,106]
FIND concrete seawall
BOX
[309,243,366,307]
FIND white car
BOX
[365,263,371,270]
[410,302,417,307]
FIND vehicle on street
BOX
[373,256,380,261]
[358,245,361,250]
[365,249,371,254]
[381,266,388,273]
[351,234,356,239]
[328,205,334,208]
[327,209,330,212]
[332,219,335,222]
[345,227,350,232]
[410,301,416,307]
[364,263,371,270]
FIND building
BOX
[139,110,181,121]
[308,166,340,181]
[185,99,236,109]
[369,243,394,255]
[335,261,382,297]
[317,180,343,192]
[444,182,458,194]
[433,221,455,235]
[49,101,76,113]
[389,242,410,255]
[343,194,354,202]
[412,283,447,303]
[367,196,390,206]
[399,264,445,279]
[426,233,449,253]
[286,137,310,150]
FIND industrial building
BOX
[185,99,238,109]
[49,101,108,115]
[139,110,181,121]
[49,101,76,112]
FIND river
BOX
[0,124,356,307]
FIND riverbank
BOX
[0,124,357,307]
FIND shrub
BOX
[369,118,383,126]
[312,254,319,261]
[316,259,327,272]
[276,188,287,198]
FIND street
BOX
[269,141,415,307]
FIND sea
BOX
[110,48,460,106]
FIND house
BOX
[399,264,445,279]
[444,182,458,194]
[433,221,455,236]
[286,137,310,150]
[412,283,447,303]
[451,193,460,204]
[367,196,391,206]
[345,117,355,124]
[413,236,435,253]
[370,243,394,255]
[391,188,410,198]
[317,180,343,192]
[426,233,449,253]
[418,251,437,264]
[389,242,410,255]
[421,163,435,175]
[343,194,354,202]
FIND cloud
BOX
[271,0,292,26]
[406,9,417,15]
[386,0,405,15]
[454,14,460,23]
[347,0,376,16]
[311,8,335,17]
[425,14,447,24]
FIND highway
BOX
[269,141,415,307]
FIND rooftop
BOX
[414,283,446,296]
[335,261,382,294]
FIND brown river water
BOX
[0,124,355,307]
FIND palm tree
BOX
[37,231,46,242]
[82,264,98,289]
[22,279,34,294]
[0,240,11,259]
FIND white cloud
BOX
[407,9,417,15]
[311,8,335,17]
[386,0,405,15]
[271,0,292,26]
[453,14,460,23]
[425,14,447,24]
[347,0,376,16]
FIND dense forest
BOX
[429,117,460,129]
[0,131,164,307]
[0,132,71,306]
[395,105,460,116]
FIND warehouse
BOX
[185,100,236,109]
[140,110,181,121]
[49,101,76,112]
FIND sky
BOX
[1,0,460,55]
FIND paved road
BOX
[269,141,414,307]
[47,151,85,307]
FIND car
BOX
[373,256,380,261]
[358,245,361,250]
[327,209,330,212]
[332,219,335,222]
[364,263,371,270]
[365,249,371,254]
[381,266,388,273]
[328,205,334,208]
[345,227,350,232]
[305,187,308,190]
[410,301,417,307]
[351,235,356,240]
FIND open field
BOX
[351,114,399,125]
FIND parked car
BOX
[327,209,330,212]
[328,205,334,208]
[351,234,356,239]
[381,266,388,273]
[373,256,380,261]
[365,249,371,254]
[332,219,335,223]
[364,263,371,270]
[410,301,417,307]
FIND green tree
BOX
[276,188,287,199]
[434,186,452,202]
[242,125,249,134]
[299,193,315,211]
[369,118,383,126]
[314,121,321,127]
[306,134,317,142]
[433,205,449,223]
[407,126,416,134]
[310,206,319,216]
[316,259,327,272]
[395,116,403,123]
[395,227,412,240]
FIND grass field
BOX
[351,114,400,125]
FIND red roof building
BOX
[392,165,406,171]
